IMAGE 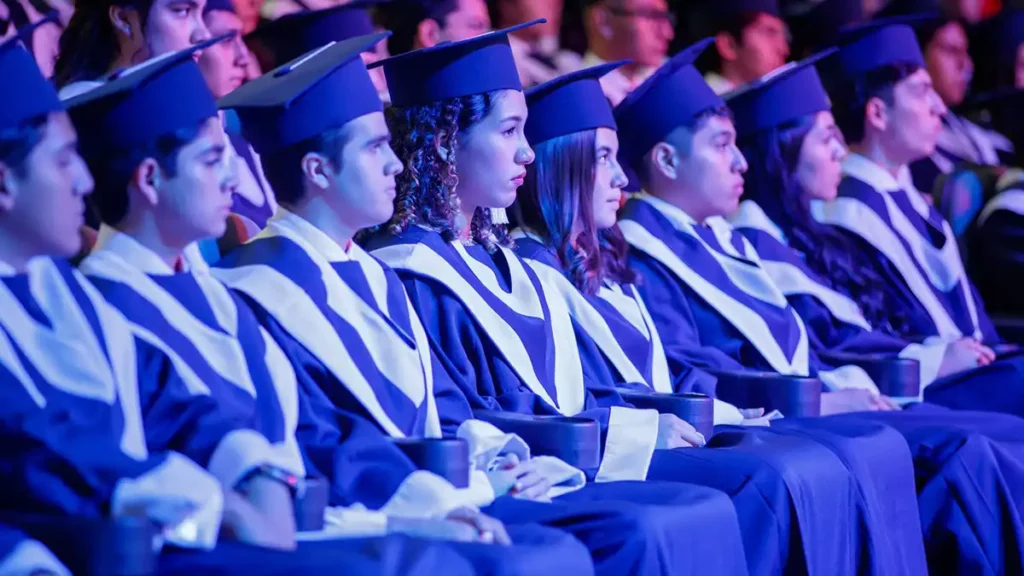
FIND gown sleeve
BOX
[0,524,70,576]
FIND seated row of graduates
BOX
[6,11,1024,576]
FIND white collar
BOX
[266,208,355,263]
[0,259,15,276]
[730,200,788,244]
[841,153,917,193]
[636,192,698,230]
[703,71,737,95]
[94,225,184,275]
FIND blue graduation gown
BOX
[365,225,881,576]
[513,231,930,576]
[814,153,1000,344]
[970,186,1024,316]
[214,211,748,576]
[909,113,1013,203]
[622,193,1024,573]
[0,524,69,576]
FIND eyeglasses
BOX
[606,5,677,27]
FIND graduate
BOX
[66,36,595,573]
[0,525,68,576]
[0,27,483,576]
[610,36,1024,571]
[699,0,790,95]
[813,20,1014,356]
[362,21,884,576]
[212,32,748,576]
[510,60,935,576]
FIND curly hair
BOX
[739,115,909,335]
[381,90,511,253]
[511,129,636,295]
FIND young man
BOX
[213,31,750,576]
[380,0,491,56]
[492,0,583,87]
[70,35,596,574]
[700,0,790,94]
[613,36,1024,574]
[0,24,482,575]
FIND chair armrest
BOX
[618,391,714,439]
[992,316,1024,346]
[294,477,329,532]
[391,438,471,489]
[710,370,822,418]
[0,513,157,576]
[472,411,601,475]
[817,351,921,398]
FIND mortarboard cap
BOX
[203,0,236,14]
[219,33,388,155]
[613,38,723,167]
[0,16,64,130]
[524,61,626,146]
[64,35,226,154]
[827,17,927,79]
[784,0,864,54]
[244,0,385,68]
[727,49,836,139]
[370,19,541,108]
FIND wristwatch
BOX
[236,464,304,499]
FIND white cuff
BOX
[595,406,658,482]
[298,506,389,540]
[380,470,475,519]
[112,452,223,550]
[0,540,70,576]
[713,398,744,425]
[899,342,945,390]
[207,428,281,489]
[818,365,880,395]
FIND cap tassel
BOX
[491,207,509,225]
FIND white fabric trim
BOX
[206,428,279,489]
[305,508,389,539]
[0,539,70,576]
[729,199,788,244]
[897,341,946,389]
[111,452,223,550]
[595,406,658,482]
[379,470,483,519]
[818,365,879,395]
[978,189,1024,225]
[713,399,744,425]
[761,260,873,331]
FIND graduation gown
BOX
[813,153,1000,344]
[215,210,749,576]
[0,524,69,576]
[513,230,931,576]
[969,177,1024,316]
[909,113,1014,201]
[621,193,1024,573]
[366,225,873,576]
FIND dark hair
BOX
[82,122,203,226]
[381,90,510,252]
[697,10,762,75]
[378,0,459,56]
[511,130,637,295]
[0,113,48,178]
[259,126,350,207]
[636,105,731,188]
[739,115,908,334]
[53,0,154,88]
[827,62,921,145]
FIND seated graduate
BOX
[0,524,68,576]
[698,0,790,95]
[610,39,1024,571]
[0,27,483,576]
[508,59,931,576]
[728,53,1024,414]
[198,0,278,229]
[66,36,594,573]
[813,19,1008,349]
[212,33,748,576]
[361,22,877,576]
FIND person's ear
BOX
[131,158,163,208]
[301,151,333,191]
[714,32,739,63]
[864,96,889,133]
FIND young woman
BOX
[362,26,904,576]
[727,54,1024,572]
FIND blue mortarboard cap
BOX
[727,49,836,139]
[829,18,926,78]
[524,61,626,145]
[613,38,723,166]
[219,33,388,155]
[370,19,541,108]
[203,0,236,14]
[0,17,64,130]
[245,0,384,66]
[65,35,226,153]
[711,0,781,22]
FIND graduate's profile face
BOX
[326,112,403,230]
[456,89,534,211]
[924,22,972,107]
[148,117,234,244]
[0,113,94,259]
[731,13,790,82]
[440,0,491,42]
[136,0,212,62]
[877,68,947,163]
[590,127,627,230]
[663,114,747,222]
[198,10,249,98]
[795,111,846,202]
